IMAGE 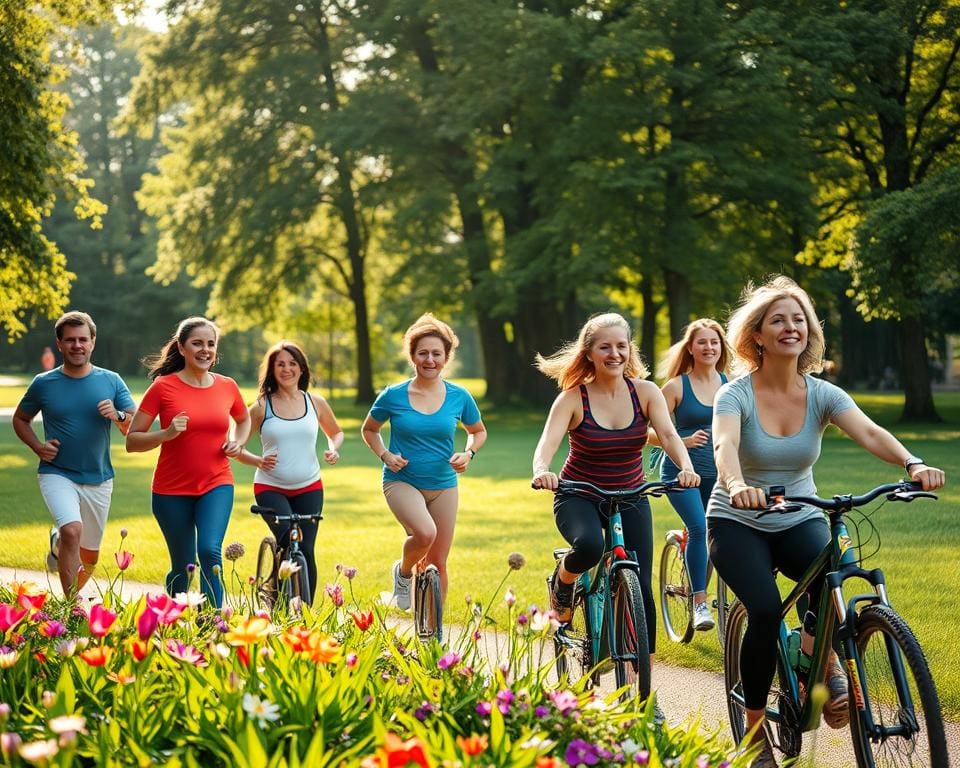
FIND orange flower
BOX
[306,633,342,665]
[535,758,560,768]
[224,616,272,646]
[456,734,488,756]
[106,671,137,684]
[380,732,430,768]
[17,591,46,616]
[126,637,151,662]
[79,645,113,667]
[352,611,374,631]
[281,625,314,653]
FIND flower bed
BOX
[0,547,749,767]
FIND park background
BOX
[2,0,960,733]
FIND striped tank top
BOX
[561,378,648,490]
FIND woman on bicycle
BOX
[237,341,344,604]
[531,312,700,656]
[708,276,945,765]
[361,314,487,610]
[126,317,249,607]
[648,318,730,631]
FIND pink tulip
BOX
[145,594,185,625]
[88,604,117,638]
[115,550,134,571]
[0,605,27,633]
[136,607,158,641]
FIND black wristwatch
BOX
[117,411,127,423]
[903,456,925,472]
[467,448,476,459]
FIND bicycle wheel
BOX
[610,568,651,702]
[255,537,278,611]
[715,576,729,644]
[723,600,802,757]
[553,588,598,686]
[280,551,311,614]
[849,605,948,768]
[415,565,443,642]
[659,533,694,644]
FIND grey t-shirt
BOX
[706,374,855,531]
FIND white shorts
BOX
[37,474,113,551]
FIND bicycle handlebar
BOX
[757,480,936,518]
[532,477,682,499]
[250,504,323,523]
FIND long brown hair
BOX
[144,317,219,379]
[536,312,648,390]
[659,318,730,380]
[257,340,311,398]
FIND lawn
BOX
[1,380,958,717]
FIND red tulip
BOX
[0,604,27,633]
[115,550,134,571]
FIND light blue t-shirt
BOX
[706,373,855,531]
[18,367,135,484]
[369,380,482,490]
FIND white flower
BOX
[48,715,87,735]
[504,588,517,607]
[242,693,281,728]
[18,739,59,765]
[277,560,301,580]
[174,591,207,608]
[530,610,560,636]
[620,738,640,755]
[520,735,555,751]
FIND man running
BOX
[12,311,135,596]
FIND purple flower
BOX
[696,757,709,768]
[343,566,358,580]
[549,689,579,715]
[517,613,528,626]
[437,651,461,670]
[186,563,197,574]
[635,751,650,765]
[534,705,550,718]
[565,739,601,766]
[475,701,492,716]
[496,689,514,714]
[414,701,435,721]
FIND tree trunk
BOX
[663,268,691,342]
[639,275,659,376]
[898,316,940,422]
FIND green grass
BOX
[1,382,958,717]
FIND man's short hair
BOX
[55,311,97,340]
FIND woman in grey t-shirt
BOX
[707,276,945,766]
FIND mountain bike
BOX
[658,526,728,643]
[542,478,681,703]
[251,504,320,614]
[412,560,443,642]
[723,481,948,767]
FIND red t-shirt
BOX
[138,374,247,495]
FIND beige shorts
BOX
[38,473,112,551]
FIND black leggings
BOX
[255,489,323,603]
[554,492,656,653]
[708,517,829,709]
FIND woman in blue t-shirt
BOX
[361,314,487,610]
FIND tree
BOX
[0,1,121,338]
[797,0,960,420]
[129,0,377,401]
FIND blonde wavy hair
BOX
[727,276,825,375]
[659,318,731,380]
[403,313,459,366]
[536,312,648,390]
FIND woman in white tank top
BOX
[239,341,344,603]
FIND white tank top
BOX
[254,392,322,489]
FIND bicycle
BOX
[252,504,320,613]
[658,527,729,643]
[723,481,948,767]
[541,477,681,703]
[411,560,443,642]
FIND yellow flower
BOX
[224,616,272,646]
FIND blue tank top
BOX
[661,373,727,480]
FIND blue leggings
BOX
[662,475,716,593]
[152,484,233,607]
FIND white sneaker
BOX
[693,601,715,631]
[392,561,411,610]
[46,527,60,572]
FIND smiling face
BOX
[56,323,95,372]
[178,324,218,373]
[755,297,808,360]
[688,327,722,368]
[272,349,302,390]
[412,335,448,379]
[587,326,631,378]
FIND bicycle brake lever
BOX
[889,490,938,502]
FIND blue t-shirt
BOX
[368,380,482,490]
[18,367,135,484]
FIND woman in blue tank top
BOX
[649,319,730,631]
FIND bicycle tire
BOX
[723,599,802,757]
[281,551,311,614]
[255,536,278,611]
[849,605,948,768]
[715,575,729,644]
[659,533,694,644]
[610,568,651,703]
[415,565,443,642]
